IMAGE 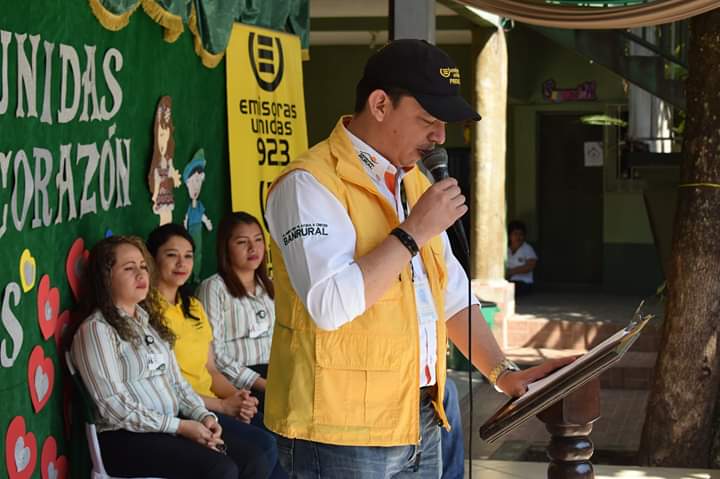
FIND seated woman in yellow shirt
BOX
[145,223,285,479]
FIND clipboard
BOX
[479,305,654,443]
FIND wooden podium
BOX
[537,377,600,479]
[479,308,652,478]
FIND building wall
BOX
[506,26,666,293]
[301,29,669,294]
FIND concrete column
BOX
[389,0,435,43]
[471,27,515,347]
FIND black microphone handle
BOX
[452,217,470,259]
[427,165,470,259]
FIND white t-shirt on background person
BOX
[507,242,538,284]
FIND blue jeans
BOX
[216,412,288,479]
[441,378,464,479]
[277,390,442,478]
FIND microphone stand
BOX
[449,220,473,479]
[421,150,474,477]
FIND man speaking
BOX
[264,39,569,478]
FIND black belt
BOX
[419,385,435,399]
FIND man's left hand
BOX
[495,356,577,397]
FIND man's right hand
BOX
[401,177,467,247]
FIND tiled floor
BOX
[465,460,718,478]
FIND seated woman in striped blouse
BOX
[71,235,261,478]
[197,212,275,411]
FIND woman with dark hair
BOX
[506,220,538,297]
[145,223,285,479]
[70,235,239,478]
[197,212,275,410]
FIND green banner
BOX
[0,1,232,477]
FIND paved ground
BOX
[513,291,665,325]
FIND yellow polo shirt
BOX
[161,296,216,398]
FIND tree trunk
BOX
[638,9,720,468]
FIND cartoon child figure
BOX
[148,96,182,225]
[183,149,213,281]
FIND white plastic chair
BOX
[64,351,164,479]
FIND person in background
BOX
[71,235,240,478]
[145,223,286,478]
[197,212,275,411]
[506,220,538,297]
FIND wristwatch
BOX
[488,358,520,391]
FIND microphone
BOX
[422,148,470,257]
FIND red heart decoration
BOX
[36,275,60,341]
[40,436,67,479]
[28,345,55,413]
[54,311,70,351]
[66,238,89,302]
[5,416,37,479]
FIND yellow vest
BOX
[161,295,216,398]
[265,118,449,446]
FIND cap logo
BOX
[439,67,461,85]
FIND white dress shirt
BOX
[266,124,478,387]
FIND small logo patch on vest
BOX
[358,152,377,170]
[282,223,329,246]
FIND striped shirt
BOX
[196,274,275,389]
[71,306,213,434]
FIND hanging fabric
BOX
[88,0,309,68]
[456,0,718,28]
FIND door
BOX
[536,113,604,286]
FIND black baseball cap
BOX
[356,39,481,123]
